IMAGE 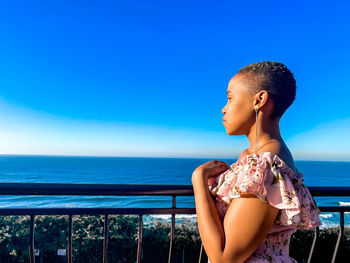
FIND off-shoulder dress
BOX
[207,152,322,263]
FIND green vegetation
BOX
[0,215,349,262]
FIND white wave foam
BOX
[175,214,197,219]
[320,213,333,218]
[148,214,197,220]
[145,214,197,225]
[149,215,171,220]
[319,223,343,229]
[339,202,350,206]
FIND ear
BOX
[254,90,269,109]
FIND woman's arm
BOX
[192,171,226,263]
[192,170,279,263]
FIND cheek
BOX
[226,100,251,120]
[226,101,239,114]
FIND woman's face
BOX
[222,73,256,135]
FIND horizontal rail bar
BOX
[316,206,350,212]
[1,183,350,196]
[0,183,194,196]
[0,207,348,217]
[308,187,350,196]
[0,207,196,216]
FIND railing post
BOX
[331,211,344,263]
[103,214,109,263]
[307,226,319,263]
[168,195,176,263]
[137,214,143,263]
[68,214,73,263]
[29,215,35,263]
[198,243,203,263]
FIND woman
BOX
[191,61,322,263]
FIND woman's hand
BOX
[192,160,231,184]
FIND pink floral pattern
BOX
[207,152,322,263]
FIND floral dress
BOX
[207,152,322,263]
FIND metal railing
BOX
[0,183,349,263]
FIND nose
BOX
[222,105,226,114]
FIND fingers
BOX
[219,165,230,170]
[212,160,230,168]
[206,160,230,170]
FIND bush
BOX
[290,227,350,263]
[0,215,349,263]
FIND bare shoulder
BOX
[238,149,250,160]
[239,144,297,174]
[262,145,297,174]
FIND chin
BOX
[225,128,235,135]
[225,128,242,136]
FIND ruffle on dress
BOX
[208,152,322,229]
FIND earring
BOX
[255,108,259,153]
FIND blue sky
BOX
[0,0,349,161]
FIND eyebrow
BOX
[226,91,233,94]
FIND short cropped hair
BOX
[237,61,297,119]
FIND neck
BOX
[246,112,283,154]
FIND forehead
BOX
[226,74,249,94]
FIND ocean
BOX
[1,154,350,228]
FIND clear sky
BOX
[0,0,349,161]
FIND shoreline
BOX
[0,214,346,229]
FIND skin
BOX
[191,72,296,263]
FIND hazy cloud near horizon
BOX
[1,99,349,161]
